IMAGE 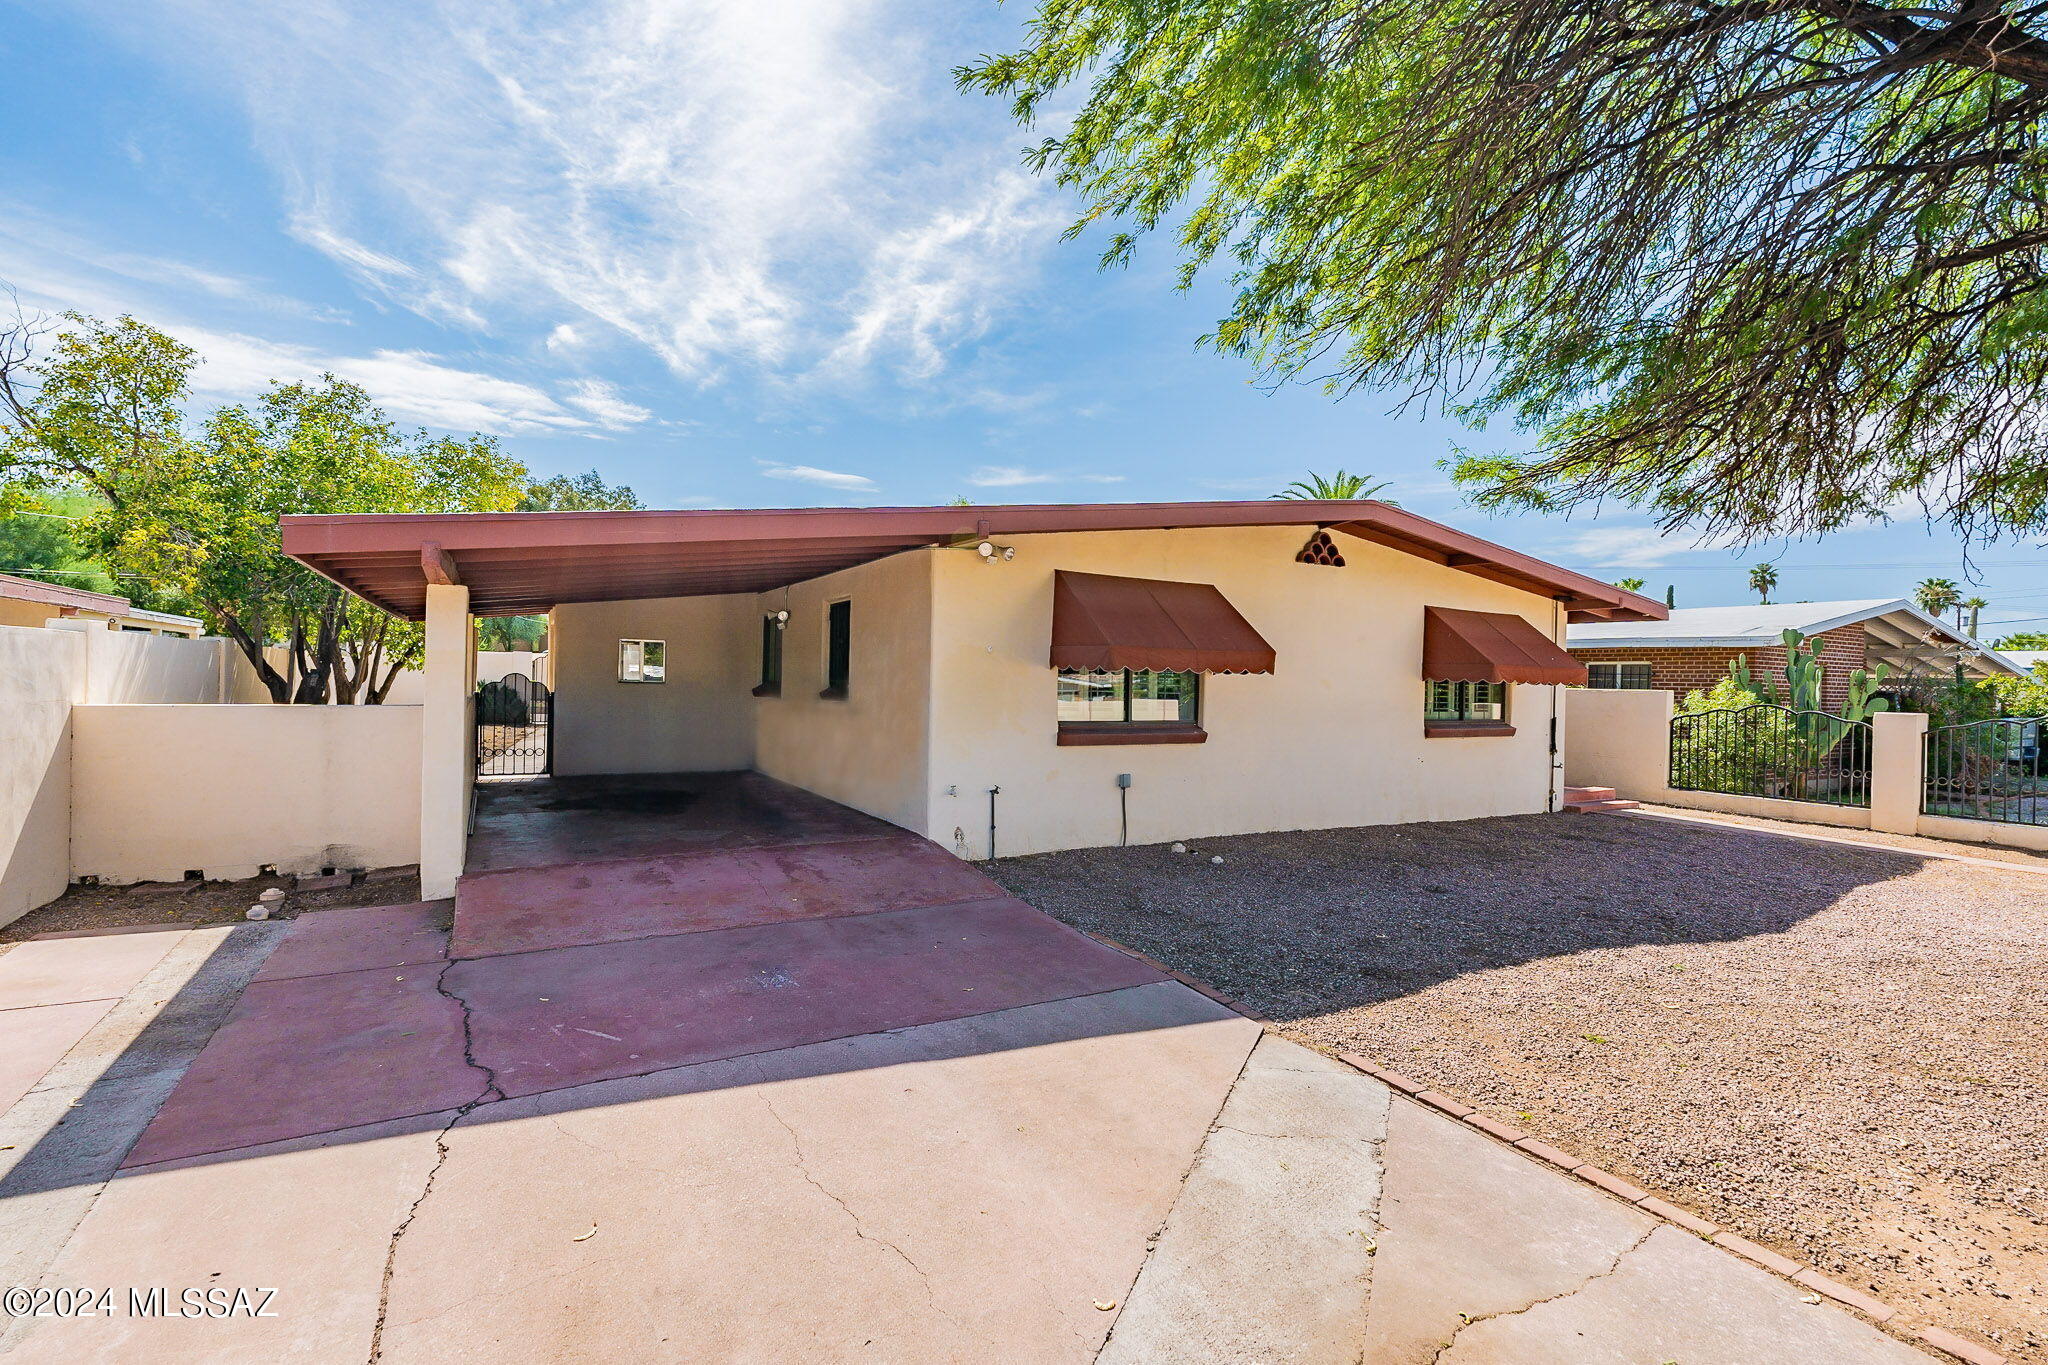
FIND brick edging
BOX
[1334,1053,2009,1365]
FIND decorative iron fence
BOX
[1922,717,2047,827]
[476,675,551,777]
[1669,705,1872,807]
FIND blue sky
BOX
[3,0,2044,633]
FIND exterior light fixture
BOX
[774,609,790,629]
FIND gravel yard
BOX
[989,810,2048,1361]
[0,869,424,949]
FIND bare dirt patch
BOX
[989,812,2048,1360]
[1,869,424,949]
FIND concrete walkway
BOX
[0,779,1935,1362]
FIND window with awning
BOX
[1049,571,1276,675]
[1422,607,1586,685]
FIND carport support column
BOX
[1869,710,1928,837]
[420,582,474,898]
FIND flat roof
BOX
[1568,598,2022,675]
[280,500,1670,623]
[0,570,130,615]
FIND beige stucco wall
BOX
[919,525,1568,859]
[0,627,86,926]
[1561,687,1675,800]
[753,551,934,833]
[551,596,756,776]
[71,704,423,884]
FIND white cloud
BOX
[758,461,878,492]
[967,465,1126,488]
[562,378,653,430]
[104,1,1064,387]
[1553,525,1746,569]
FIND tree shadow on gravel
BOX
[984,812,1934,1023]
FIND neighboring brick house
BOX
[1567,599,2022,710]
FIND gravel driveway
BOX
[988,811,2048,1361]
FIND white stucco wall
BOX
[0,627,85,925]
[753,551,934,833]
[71,704,423,884]
[919,524,1568,859]
[551,595,756,776]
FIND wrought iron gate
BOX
[475,674,551,776]
[1923,716,2047,826]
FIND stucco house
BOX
[282,501,1667,897]
[1568,599,2021,710]
[0,570,203,636]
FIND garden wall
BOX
[1564,688,2048,853]
[69,705,422,884]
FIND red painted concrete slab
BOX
[254,900,451,983]
[453,839,1004,958]
[123,963,486,1167]
[447,898,1166,1099]
[0,926,183,1011]
[0,998,117,1115]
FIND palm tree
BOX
[1962,595,1988,637]
[1271,470,1393,501]
[1915,577,1961,620]
[1615,577,1646,592]
[1747,562,1778,604]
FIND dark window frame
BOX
[821,599,851,699]
[1424,679,1513,737]
[1056,667,1206,746]
[1586,661,1654,690]
[753,615,784,697]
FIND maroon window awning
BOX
[1423,606,1586,685]
[1050,571,1276,674]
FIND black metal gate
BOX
[475,674,551,776]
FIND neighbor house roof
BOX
[279,500,1671,624]
[0,570,131,616]
[1568,598,2023,676]
[2005,650,2048,674]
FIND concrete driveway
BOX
[0,778,1935,1362]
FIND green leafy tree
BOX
[518,469,643,511]
[1271,470,1392,501]
[1996,631,2048,650]
[1747,563,1778,605]
[1614,577,1645,593]
[100,375,524,702]
[962,0,2048,544]
[1915,577,1963,620]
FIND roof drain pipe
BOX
[987,786,1001,861]
[1548,597,1566,813]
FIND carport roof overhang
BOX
[278,500,1670,624]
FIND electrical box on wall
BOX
[1116,773,1133,789]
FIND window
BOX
[1586,661,1654,690]
[822,600,851,698]
[1424,680,1509,733]
[1057,668,1204,745]
[755,615,784,696]
[618,639,666,683]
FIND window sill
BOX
[818,685,849,701]
[751,683,781,699]
[1424,722,1517,738]
[1057,724,1207,747]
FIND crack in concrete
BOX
[760,1096,960,1328]
[366,960,503,1364]
[1423,1223,1661,1364]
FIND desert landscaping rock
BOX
[992,810,2046,1360]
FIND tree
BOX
[1916,577,1963,620]
[98,374,525,702]
[1747,563,1778,605]
[1271,470,1391,501]
[962,0,2048,546]
[1996,631,2048,649]
[1615,577,1645,593]
[518,469,642,511]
